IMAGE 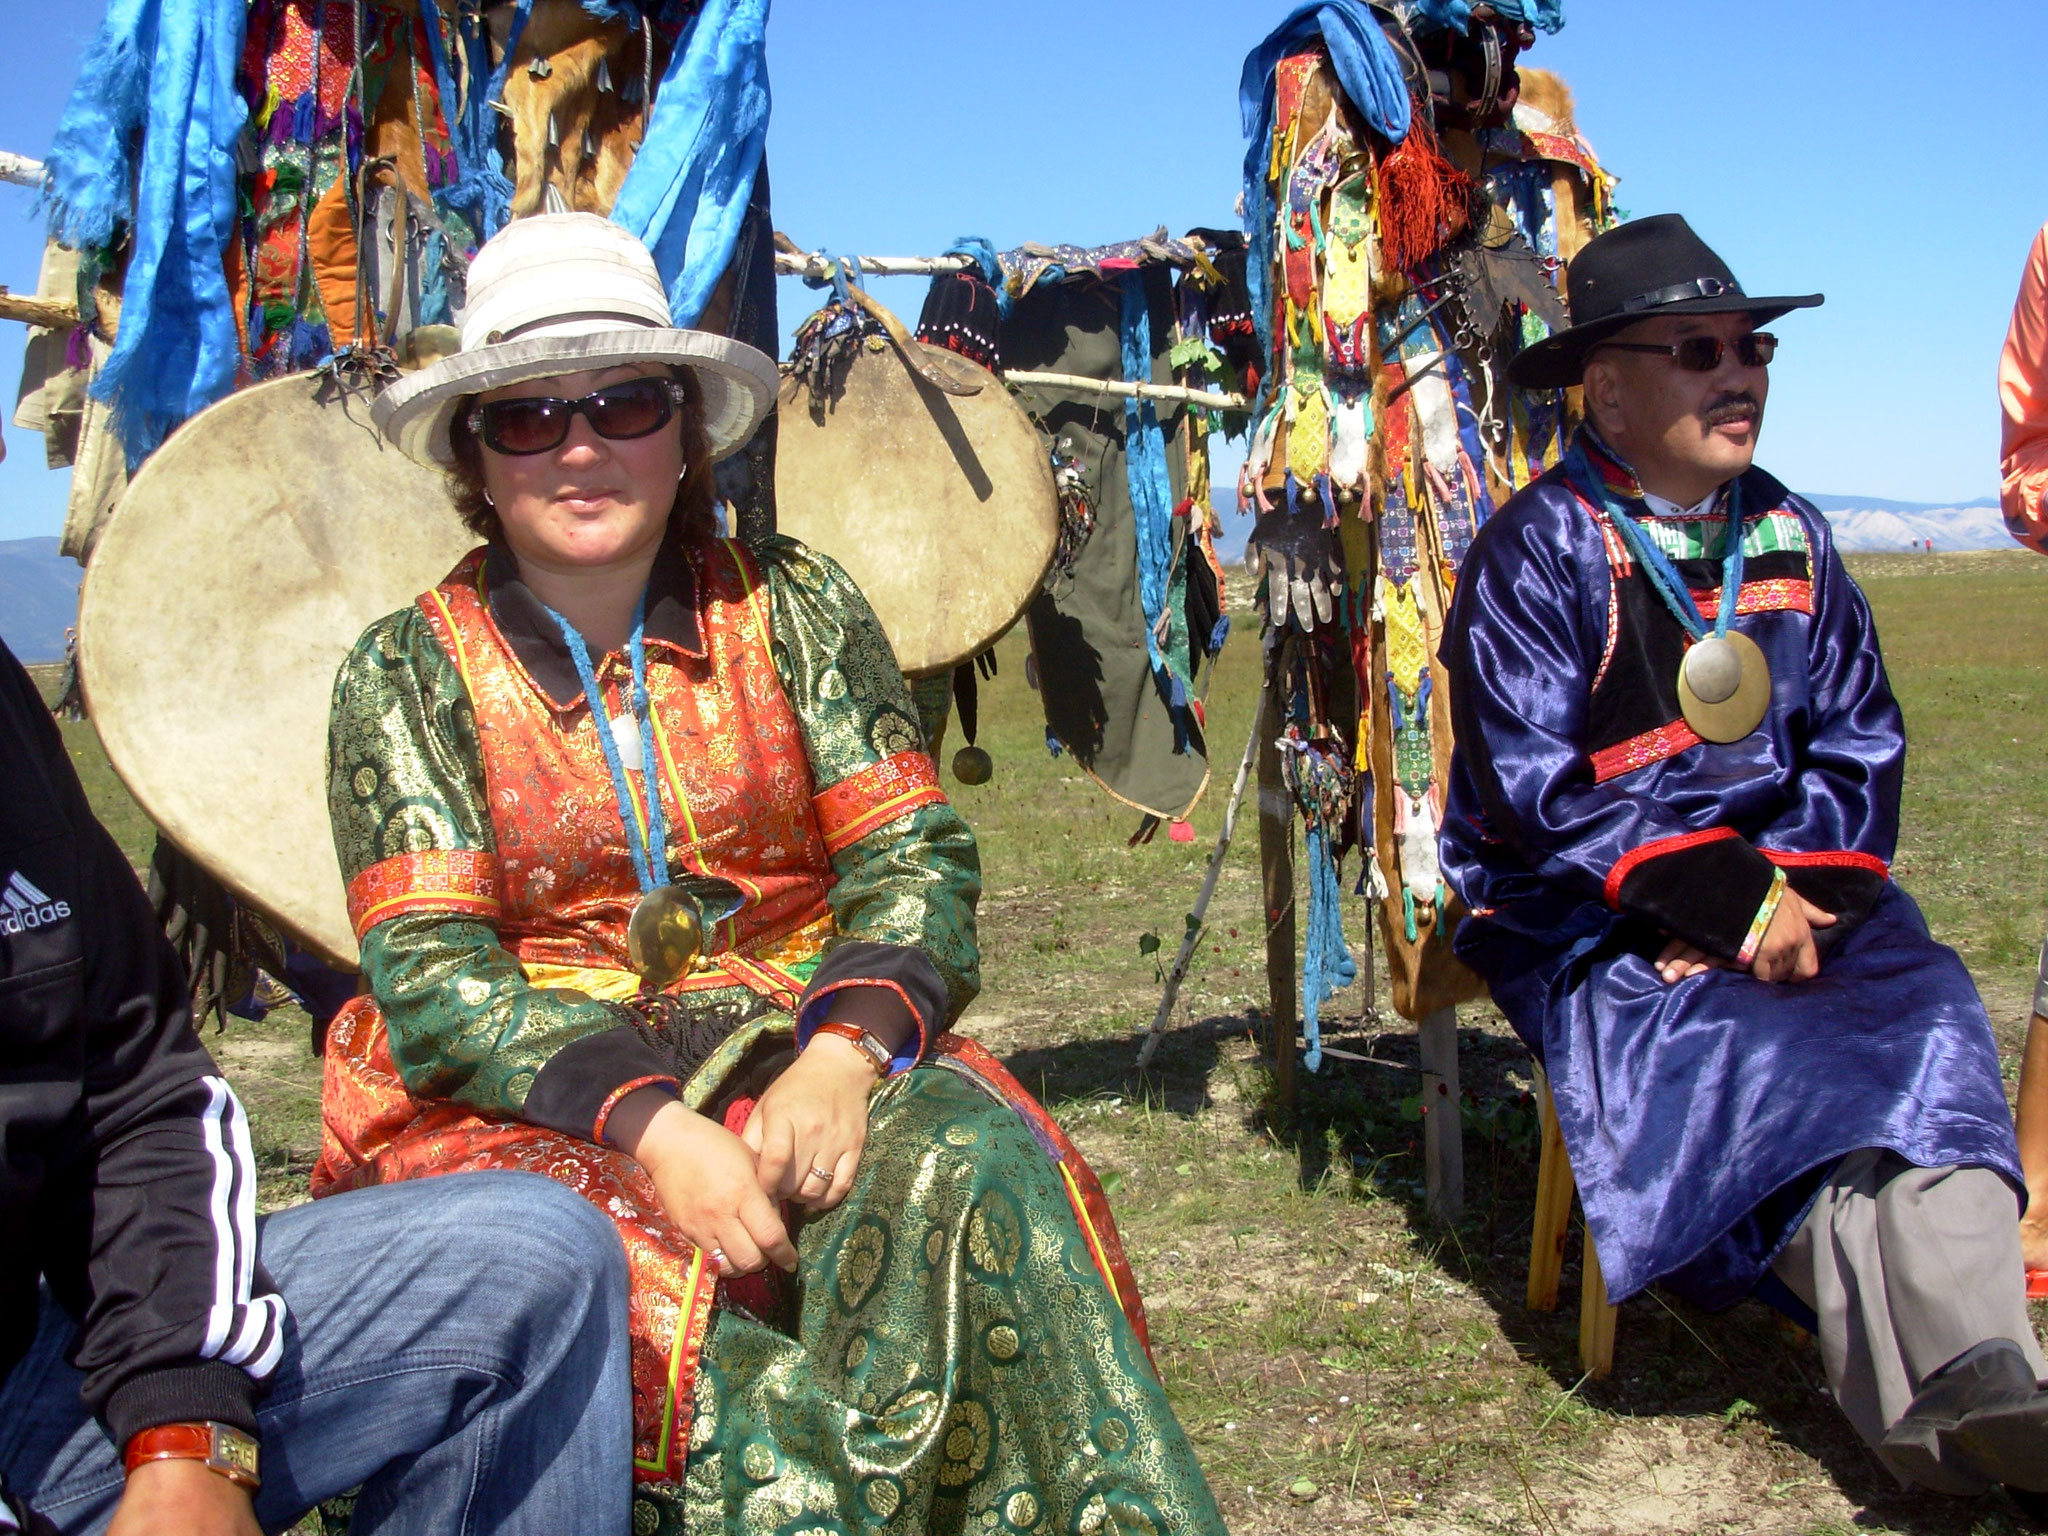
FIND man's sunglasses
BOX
[1596,332,1777,372]
[468,377,686,456]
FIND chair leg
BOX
[1527,1064,1573,1312]
[1578,1220,1618,1378]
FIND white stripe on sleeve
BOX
[198,1078,239,1358]
[195,1076,283,1377]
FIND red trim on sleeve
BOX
[1603,826,1739,909]
[795,978,926,1070]
[592,1074,678,1145]
[1588,720,1704,783]
[812,752,948,856]
[1757,848,1891,877]
[347,849,501,939]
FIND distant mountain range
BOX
[1809,497,2011,554]
[1210,493,2015,564]
[0,538,79,665]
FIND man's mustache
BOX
[1702,393,1760,428]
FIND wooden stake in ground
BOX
[1418,1004,1463,1223]
[1137,710,1261,1071]
[1257,667,1298,1112]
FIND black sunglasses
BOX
[1596,332,1777,372]
[468,377,685,456]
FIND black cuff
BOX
[795,941,950,1061]
[1782,865,1886,944]
[103,1361,259,1448]
[1613,833,1778,961]
[522,1022,678,1141]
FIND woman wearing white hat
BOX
[310,213,1225,1534]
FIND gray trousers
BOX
[1771,1149,2046,1488]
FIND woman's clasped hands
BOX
[619,992,912,1275]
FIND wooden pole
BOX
[0,151,43,189]
[1004,370,1248,412]
[1137,710,1261,1071]
[1257,664,1297,1114]
[1418,1004,1464,1223]
[773,250,971,279]
[0,291,77,329]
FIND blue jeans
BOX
[1,1172,633,1535]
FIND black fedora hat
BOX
[1506,214,1823,390]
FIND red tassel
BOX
[1376,102,1473,272]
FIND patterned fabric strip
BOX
[1759,848,1891,877]
[637,1249,717,1482]
[1692,578,1815,616]
[1635,508,1809,562]
[1603,826,1737,909]
[1522,128,1600,178]
[1736,867,1789,966]
[1588,719,1704,783]
[813,752,948,855]
[347,849,501,938]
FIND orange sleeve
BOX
[1999,222,2048,554]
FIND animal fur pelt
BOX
[1513,67,1577,136]
[501,0,645,216]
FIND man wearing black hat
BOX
[1440,214,2048,1501]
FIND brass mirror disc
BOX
[1677,630,1770,744]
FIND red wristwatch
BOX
[124,1422,261,1491]
[811,1021,893,1076]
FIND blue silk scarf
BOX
[45,0,248,466]
[609,0,770,326]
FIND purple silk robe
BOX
[1439,445,2021,1310]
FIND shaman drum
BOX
[774,339,1057,676]
[78,372,473,969]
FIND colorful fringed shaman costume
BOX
[1237,0,1615,1044]
[1439,431,2022,1308]
[314,531,1225,1534]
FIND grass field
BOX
[38,548,2048,1535]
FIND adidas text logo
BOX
[0,872,72,935]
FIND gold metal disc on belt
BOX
[627,886,706,990]
[1676,631,1770,743]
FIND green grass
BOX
[38,551,2048,1534]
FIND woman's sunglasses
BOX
[1596,332,1777,372]
[469,377,685,456]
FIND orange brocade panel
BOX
[312,998,714,1483]
[416,542,836,979]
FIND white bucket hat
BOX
[373,212,778,467]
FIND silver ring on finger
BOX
[709,1247,727,1270]
[805,1165,833,1185]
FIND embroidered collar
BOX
[482,535,707,710]
[1568,426,1731,523]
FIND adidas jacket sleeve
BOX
[0,641,283,1448]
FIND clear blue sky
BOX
[3,0,2040,542]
